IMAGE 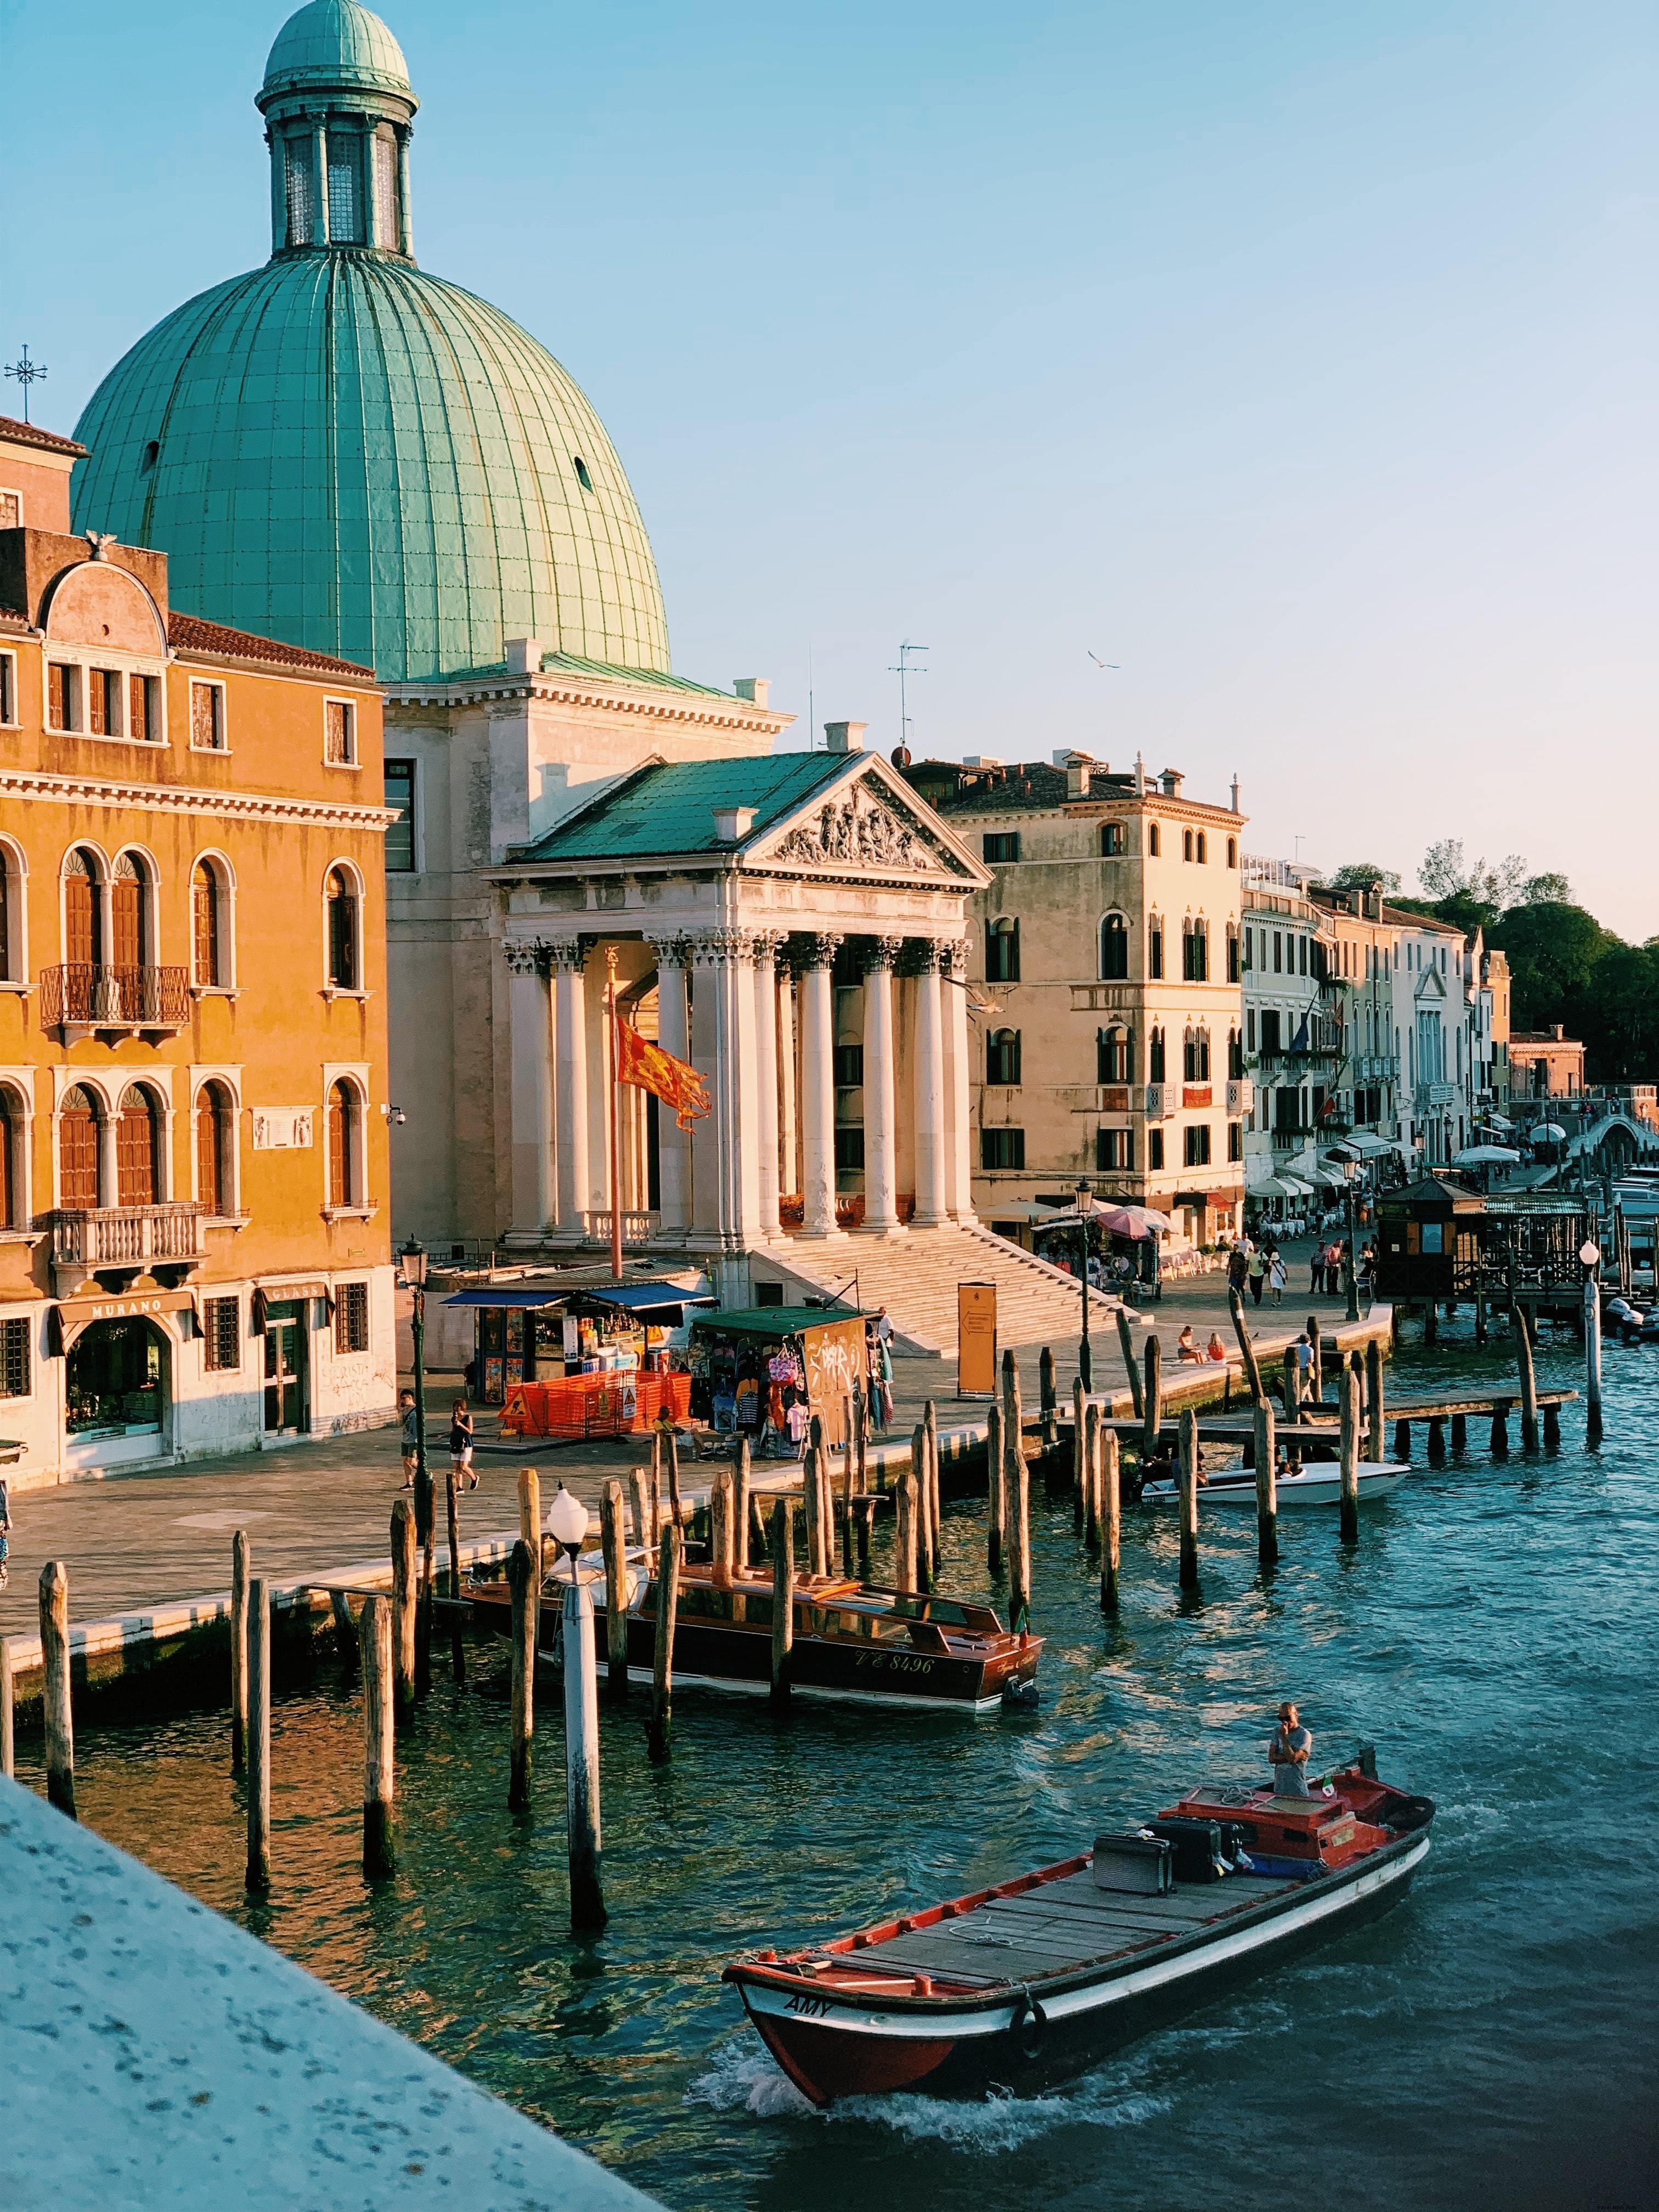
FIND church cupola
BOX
[256,0,419,259]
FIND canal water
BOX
[23,1328,1659,2211]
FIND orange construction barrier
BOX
[499,1368,691,1443]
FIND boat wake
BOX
[686,2038,1172,2147]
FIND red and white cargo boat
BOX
[724,1753,1433,2106]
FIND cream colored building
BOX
[900,750,1249,1248]
[1240,860,1341,1202]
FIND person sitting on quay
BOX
[1177,1325,1204,1363]
[1268,1702,1313,1798]
[1206,1331,1228,1363]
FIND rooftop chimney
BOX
[1053,747,1094,768]
[1066,760,1090,799]
[733,677,770,708]
[1133,752,1146,794]
[1160,768,1183,797]
[713,805,757,842]
[1229,774,1241,814]
[504,637,542,675]
[824,720,865,753]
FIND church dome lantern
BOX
[256,0,419,258]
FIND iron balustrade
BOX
[40,964,191,1029]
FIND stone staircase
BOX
[750,1222,1132,1356]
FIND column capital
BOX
[794,931,844,972]
[686,928,756,967]
[940,940,970,981]
[862,936,905,973]
[544,935,592,973]
[748,929,788,968]
[646,933,693,969]
[504,939,549,978]
[898,936,953,977]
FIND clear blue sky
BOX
[5,1,1656,930]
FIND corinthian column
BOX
[861,937,903,1234]
[943,941,974,1221]
[505,943,555,1239]
[549,940,590,1240]
[798,934,842,1238]
[650,937,691,1238]
[752,933,785,1239]
[911,940,948,1228]
[688,929,761,1251]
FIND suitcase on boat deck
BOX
[1092,1833,1174,1895]
[1147,1816,1232,1883]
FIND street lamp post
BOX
[1579,1237,1603,1446]
[399,1236,432,1694]
[548,1485,607,1931]
[1075,1177,1095,1393]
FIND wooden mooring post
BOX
[560,1554,607,1932]
[1228,1287,1264,1404]
[630,1465,653,1556]
[735,1435,754,1570]
[1082,1401,1101,1545]
[445,1466,466,1686]
[1,1637,14,1779]
[390,1497,416,1723]
[230,1528,251,1774]
[770,1499,794,1707]
[1039,1347,1058,1445]
[601,1479,629,1698]
[1100,1429,1121,1616]
[1177,1409,1200,1590]
[1253,1398,1278,1567]
[1515,1305,1539,1451]
[39,1560,75,1819]
[1339,1369,1361,1546]
[1002,1351,1030,1634]
[1141,1335,1162,1463]
[1070,1378,1086,1527]
[648,1523,681,1764]
[1365,1340,1385,1464]
[359,1594,396,1878]
[506,1538,535,1813]
[896,1470,919,1592]
[1585,1276,1604,1445]
[986,1401,1006,1577]
[1306,1317,1323,1403]
[1117,1308,1146,1419]
[245,1578,272,1895]
[710,1466,735,1587]
[330,1588,356,1669]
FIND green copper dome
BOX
[69,5,670,684]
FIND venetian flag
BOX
[614,1018,712,1131]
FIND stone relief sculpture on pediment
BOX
[758,771,972,880]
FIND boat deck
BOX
[837,1865,1295,1991]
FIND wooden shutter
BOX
[59,1090,99,1209]
[196,1090,223,1214]
[66,864,97,967]
[328,1084,350,1206]
[193,866,219,985]
[128,674,150,742]
[117,1088,157,1207]
[112,866,143,969]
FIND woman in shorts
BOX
[449,1397,477,1489]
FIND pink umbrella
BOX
[1098,1204,1172,1239]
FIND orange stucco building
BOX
[0,415,394,1483]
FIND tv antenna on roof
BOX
[889,640,928,754]
[3,345,47,424]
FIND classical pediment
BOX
[748,761,980,883]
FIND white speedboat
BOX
[1139,1458,1409,1506]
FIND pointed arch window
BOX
[196,1081,234,1215]
[1097,1026,1132,1084]
[1183,1029,1211,1083]
[1147,915,1164,980]
[1099,912,1129,981]
[326,867,360,990]
[65,848,100,968]
[328,1080,358,1208]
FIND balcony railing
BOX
[49,1203,208,1289]
[584,1209,658,1248]
[40,964,190,1030]
[1226,1078,1255,1115]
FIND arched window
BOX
[59,1086,100,1209]
[193,861,224,987]
[1226,923,1240,984]
[196,1081,233,1215]
[111,854,148,972]
[1100,821,1125,858]
[985,917,1019,984]
[117,1085,160,1207]
[1148,1026,1166,1083]
[1226,837,1237,868]
[1227,1026,1244,1080]
[0,1086,19,1228]
[1183,1029,1211,1083]
[986,1028,1022,1085]
[1197,832,1208,864]
[326,867,360,990]
[65,848,100,968]
[1147,915,1164,980]
[328,1080,358,1207]
[1099,912,1129,980]
[1097,1026,1132,1084]
[1182,917,1209,981]
[1148,823,1161,857]
[1182,828,1194,862]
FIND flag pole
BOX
[606,948,624,1280]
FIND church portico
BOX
[489,746,991,1296]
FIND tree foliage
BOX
[1487,901,1659,1081]
[1419,839,1528,910]
[1321,861,1401,894]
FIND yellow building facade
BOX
[0,416,394,1485]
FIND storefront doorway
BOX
[65,1316,170,1470]
[263,1300,309,1434]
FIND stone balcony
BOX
[48,1202,208,1296]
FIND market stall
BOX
[444,1278,713,1408]
[687,1305,872,1455]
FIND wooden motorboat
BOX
[469,1560,1042,1714]
[724,1753,1433,2105]
[1138,1459,1409,1506]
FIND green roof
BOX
[692,1306,872,1342]
[260,0,413,105]
[511,753,854,863]
[433,650,733,699]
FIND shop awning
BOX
[444,1286,569,1309]
[575,1280,718,1319]
[692,1305,872,1341]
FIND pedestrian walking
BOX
[398,1387,419,1487]
[1248,1245,1268,1307]
[1227,1243,1250,1294]
[1324,1240,1342,1296]
[878,1335,895,1431]
[1308,1246,1323,1296]
[449,1397,477,1489]
[1269,1251,1287,1306]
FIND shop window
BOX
[59,1086,100,1209]
[980,1127,1025,1170]
[196,1081,233,1214]
[1096,1127,1134,1170]
[335,1280,370,1354]
[326,866,360,989]
[190,680,226,751]
[385,759,416,870]
[0,1314,29,1398]
[983,831,1020,864]
[1097,1026,1131,1084]
[117,1086,160,1207]
[66,1317,163,1439]
[985,918,1019,983]
[204,1296,240,1373]
[1184,1124,1212,1167]
[1099,912,1129,980]
[1182,918,1209,981]
[1148,1026,1166,1082]
[1100,821,1125,857]
[328,1080,359,1207]
[986,1028,1022,1085]
[324,698,358,766]
[1148,1127,1165,1170]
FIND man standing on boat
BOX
[1268,1703,1313,1797]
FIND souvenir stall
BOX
[687,1306,872,1456]
[444,1279,712,1434]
